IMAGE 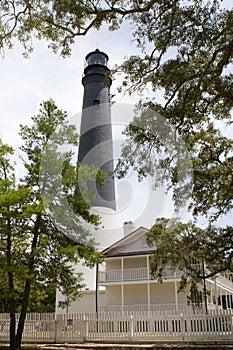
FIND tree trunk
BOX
[15,279,31,349]
[7,218,17,349]
[15,215,40,349]
[9,280,16,350]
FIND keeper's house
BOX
[97,222,233,313]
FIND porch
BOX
[98,269,233,314]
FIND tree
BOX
[0,271,56,313]
[146,218,233,310]
[114,0,233,217]
[0,0,162,56]
[0,100,101,350]
[112,0,233,293]
[1,1,231,63]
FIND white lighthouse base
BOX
[55,206,123,314]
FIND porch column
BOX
[121,284,124,313]
[206,280,210,308]
[121,257,124,313]
[174,281,178,312]
[146,256,151,312]
[147,283,151,311]
[121,257,124,281]
[146,255,150,279]
[215,278,218,311]
[210,280,213,308]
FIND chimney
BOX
[123,221,135,237]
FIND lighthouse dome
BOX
[85,49,109,68]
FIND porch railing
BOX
[99,266,233,293]
[99,266,183,283]
[99,302,221,313]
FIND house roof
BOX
[102,226,156,257]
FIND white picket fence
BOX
[0,309,233,344]
[0,312,55,343]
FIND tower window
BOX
[93,99,100,107]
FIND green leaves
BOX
[117,6,233,216]
[0,0,159,56]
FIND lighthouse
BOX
[55,50,126,312]
[78,49,116,211]
[55,49,122,312]
[75,49,120,293]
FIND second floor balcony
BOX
[98,266,183,283]
[98,265,233,295]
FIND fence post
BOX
[129,315,134,340]
[180,312,185,342]
[55,314,63,343]
[82,315,89,342]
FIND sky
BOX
[0,22,138,149]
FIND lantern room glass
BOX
[85,51,108,67]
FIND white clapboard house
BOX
[61,221,233,314]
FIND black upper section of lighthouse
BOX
[78,49,116,211]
